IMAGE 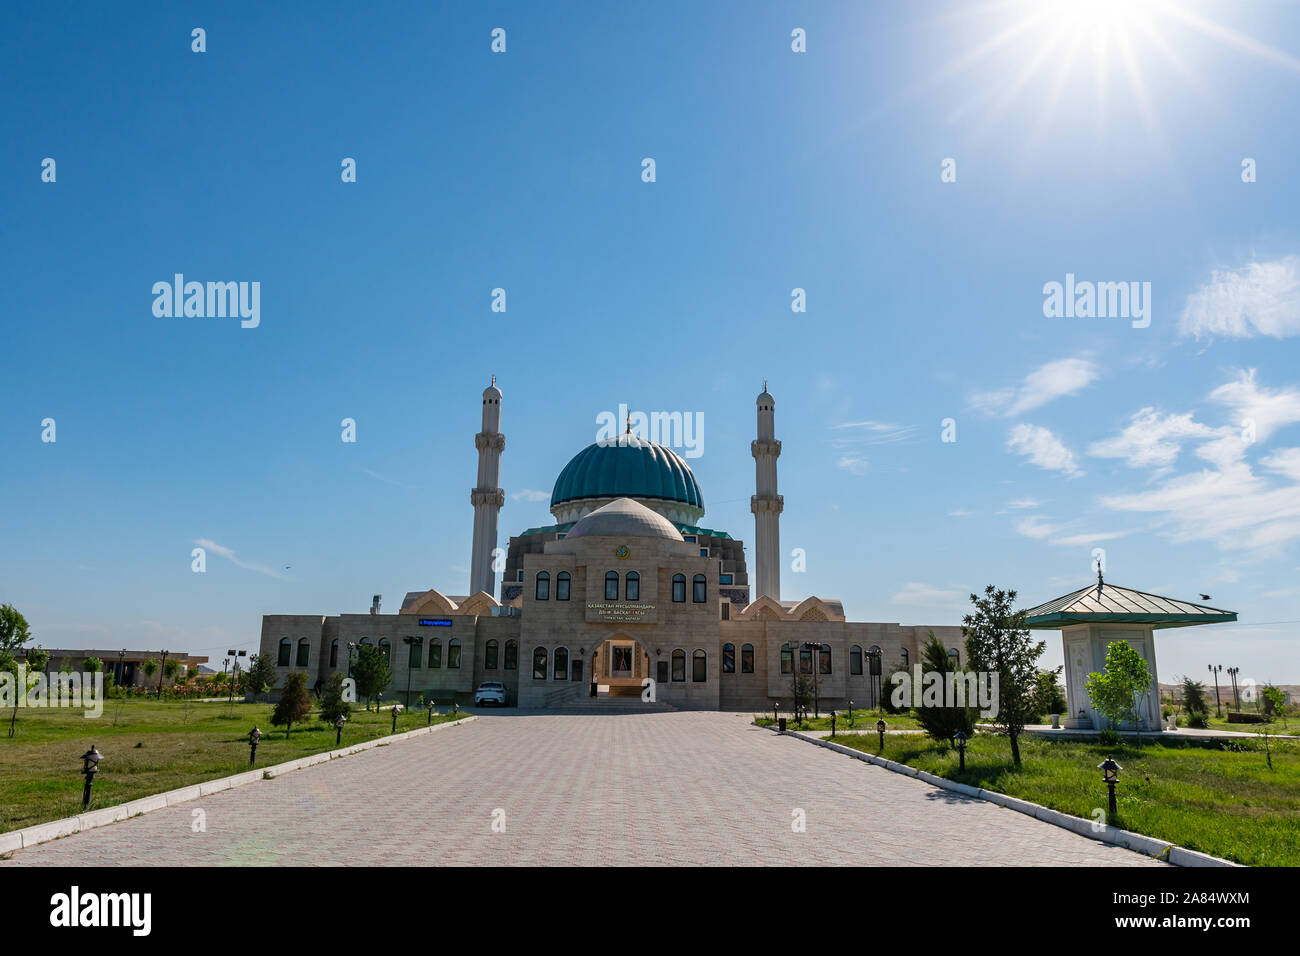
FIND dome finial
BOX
[490,374,495,387]
[625,412,631,435]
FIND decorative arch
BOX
[404,588,459,616]
[457,591,501,617]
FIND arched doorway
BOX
[591,634,651,699]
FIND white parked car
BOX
[474,681,508,706]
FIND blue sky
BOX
[3,0,1300,684]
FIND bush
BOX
[1099,727,1121,747]
[1188,710,1209,729]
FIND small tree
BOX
[1086,640,1153,738]
[1032,668,1067,721]
[351,644,393,711]
[141,657,159,685]
[0,604,31,655]
[318,672,352,727]
[244,653,278,699]
[1261,684,1287,723]
[913,632,978,743]
[962,585,1045,767]
[1179,676,1207,716]
[7,646,49,738]
[84,657,103,674]
[271,671,311,740]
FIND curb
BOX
[0,715,476,856]
[783,729,1239,868]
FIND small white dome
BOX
[566,497,684,541]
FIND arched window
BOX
[818,644,832,675]
[671,648,686,682]
[535,571,550,601]
[485,639,499,670]
[428,639,442,669]
[869,645,883,676]
[851,645,863,675]
[722,643,735,673]
[296,638,311,667]
[407,638,422,669]
[799,645,813,674]
[378,638,390,659]
[780,643,793,674]
[692,574,707,603]
[672,573,686,603]
[692,649,707,682]
[900,647,909,668]
[329,639,339,668]
[554,646,569,680]
[448,639,462,669]
[532,647,548,681]
[948,647,960,666]
[556,572,571,601]
[277,638,291,667]
[625,571,640,602]
[605,571,619,601]
[741,643,755,674]
[359,637,372,646]
[504,640,518,670]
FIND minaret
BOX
[470,377,505,597]
[751,383,783,601]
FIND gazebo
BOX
[1024,572,1237,730]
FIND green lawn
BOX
[754,710,922,732]
[0,699,468,834]
[823,730,1300,866]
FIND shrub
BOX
[1188,710,1209,729]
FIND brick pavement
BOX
[1,711,1161,866]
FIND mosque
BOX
[258,382,963,710]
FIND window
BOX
[818,644,832,675]
[719,573,733,585]
[378,638,390,659]
[504,640,518,670]
[554,646,569,680]
[948,648,960,666]
[535,571,550,601]
[780,643,793,675]
[571,658,583,682]
[699,548,708,558]
[556,572,570,601]
[683,535,696,543]
[722,643,735,673]
[613,646,633,671]
[533,647,548,680]
[900,647,909,668]
[869,645,883,676]
[799,645,813,674]
[296,638,311,667]
[672,574,686,603]
[671,649,686,682]
[408,638,422,669]
[625,571,640,602]
[277,638,291,667]
[359,637,371,646]
[851,645,863,675]
[518,570,525,582]
[329,639,339,668]
[485,639,499,670]
[720,601,730,620]
[448,639,462,669]
[692,649,707,682]
[692,574,707,603]
[741,643,754,674]
[605,571,619,601]
[428,639,442,668]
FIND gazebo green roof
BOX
[1024,579,1237,629]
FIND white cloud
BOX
[1014,515,1132,547]
[1006,498,1041,510]
[1087,407,1220,474]
[972,357,1099,417]
[511,489,551,502]
[889,582,969,607]
[1007,424,1083,477]
[1180,256,1300,339]
[1208,368,1300,444]
[837,454,869,475]
[831,421,919,446]
[192,539,284,579]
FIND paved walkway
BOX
[1,711,1160,866]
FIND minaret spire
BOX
[751,384,783,601]
[470,378,506,598]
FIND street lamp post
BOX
[829,710,836,737]
[954,731,968,771]
[402,636,423,708]
[248,726,263,766]
[227,649,246,711]
[157,649,169,698]
[391,705,402,734]
[334,715,345,747]
[1227,667,1240,710]
[876,718,887,753]
[1099,755,1122,819]
[80,746,102,808]
[1209,664,1223,717]
[848,700,854,727]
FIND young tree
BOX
[1032,668,1067,721]
[84,657,103,674]
[351,644,393,711]
[0,604,31,655]
[1178,675,1207,715]
[1086,641,1153,739]
[271,671,311,740]
[962,585,1045,767]
[318,672,352,727]
[141,657,159,686]
[6,646,49,738]
[912,632,978,743]
[244,653,278,699]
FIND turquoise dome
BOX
[552,437,704,511]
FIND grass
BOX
[753,710,922,732]
[823,729,1300,867]
[0,699,468,834]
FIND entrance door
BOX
[657,660,668,685]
